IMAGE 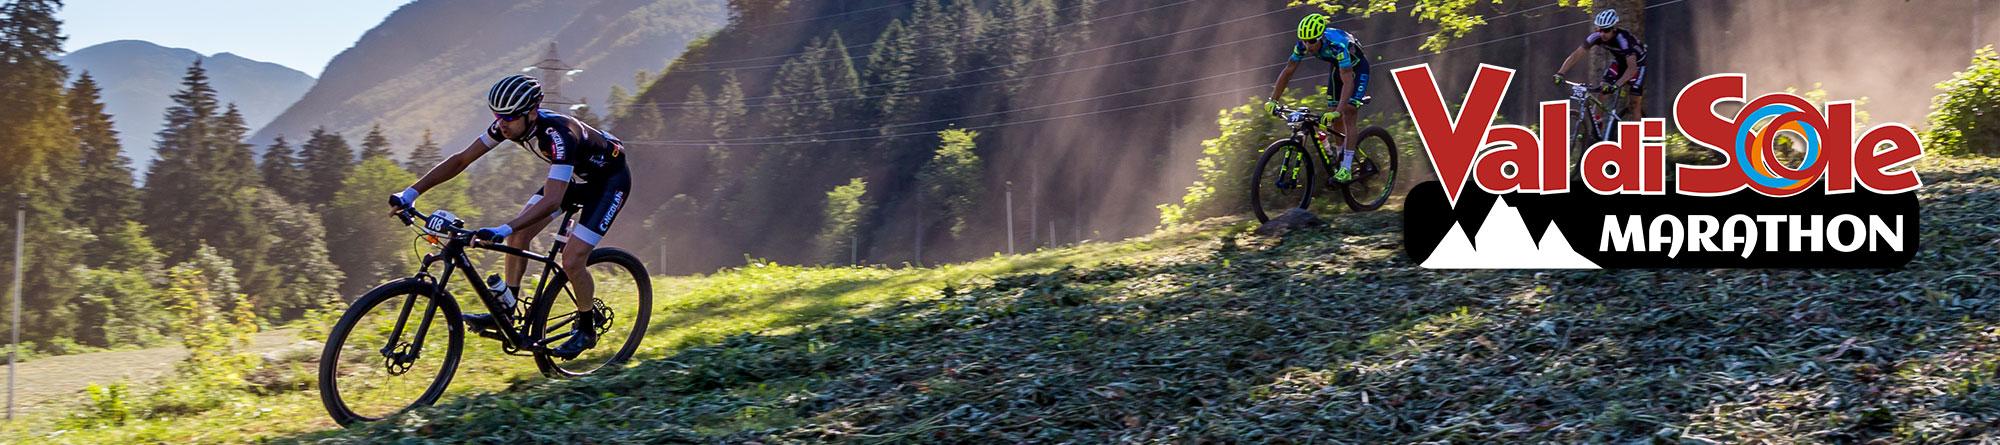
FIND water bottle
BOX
[486,274,516,309]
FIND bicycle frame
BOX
[389,207,582,359]
[1568,82,1625,143]
[1277,107,1371,187]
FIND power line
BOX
[725,1,917,34]
[628,1,1402,108]
[626,0,1620,148]
[624,30,1289,111]
[678,0,1134,72]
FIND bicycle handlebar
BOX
[1268,105,1321,124]
[391,205,474,240]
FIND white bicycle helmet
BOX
[1594,9,1619,30]
[487,74,543,115]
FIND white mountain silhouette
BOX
[1421,196,1600,269]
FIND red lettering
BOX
[1393,64,1514,204]
[1673,74,1747,196]
[1475,125,1539,193]
[1539,101,1570,192]
[1854,123,1924,193]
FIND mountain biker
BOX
[388,74,630,359]
[1555,9,1647,121]
[1266,13,1370,183]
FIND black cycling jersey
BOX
[480,110,628,184]
[1585,28,1647,66]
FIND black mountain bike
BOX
[317,205,652,427]
[1250,104,1400,222]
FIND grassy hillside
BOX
[4,157,1997,443]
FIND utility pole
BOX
[851,236,858,266]
[913,188,923,266]
[9,194,22,421]
[1004,182,1015,255]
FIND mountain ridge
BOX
[60,39,316,168]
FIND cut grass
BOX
[4,156,1997,443]
[0,215,1223,444]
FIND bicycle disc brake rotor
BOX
[383,341,417,376]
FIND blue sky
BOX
[59,0,413,77]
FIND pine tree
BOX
[683,85,712,142]
[142,60,220,263]
[403,128,444,174]
[204,104,275,305]
[910,0,955,90]
[358,123,393,161]
[820,32,863,121]
[67,72,139,245]
[299,126,355,207]
[260,136,306,202]
[864,19,917,126]
[0,0,83,346]
[712,71,747,140]
[767,37,828,135]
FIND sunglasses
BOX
[495,112,528,122]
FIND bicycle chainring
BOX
[592,299,615,335]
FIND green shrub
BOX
[1927,46,2000,157]
[62,382,132,427]
[1158,93,1310,226]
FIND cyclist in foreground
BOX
[1555,9,1648,121]
[1265,13,1371,183]
[388,74,631,359]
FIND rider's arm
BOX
[504,174,569,231]
[1271,60,1302,102]
[409,137,498,195]
[1556,44,1589,77]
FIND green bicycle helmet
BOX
[1298,13,1328,41]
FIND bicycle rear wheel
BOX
[318,278,463,427]
[1250,139,1316,223]
[527,247,652,377]
[1340,126,1400,212]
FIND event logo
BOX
[1395,64,1923,269]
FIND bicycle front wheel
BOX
[1250,139,1316,223]
[318,278,463,427]
[1341,126,1400,212]
[528,247,652,377]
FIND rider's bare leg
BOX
[559,237,594,314]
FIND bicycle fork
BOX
[379,291,438,375]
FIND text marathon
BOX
[1394,64,1923,269]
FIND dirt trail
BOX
[4,329,302,415]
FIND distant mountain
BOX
[61,40,316,168]
[250,0,727,154]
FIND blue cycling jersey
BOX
[1290,29,1363,68]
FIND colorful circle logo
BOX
[1733,99,1826,194]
